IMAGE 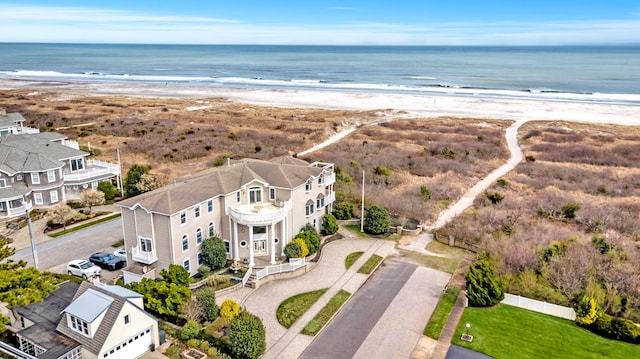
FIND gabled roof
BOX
[118,157,324,215]
[100,285,143,299]
[56,282,127,355]
[0,112,26,129]
[62,289,114,322]
[16,281,81,358]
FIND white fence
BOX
[502,293,576,321]
[242,267,252,287]
[255,258,306,280]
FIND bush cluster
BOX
[576,296,640,344]
[333,202,355,220]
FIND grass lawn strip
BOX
[301,290,351,336]
[49,213,122,238]
[453,304,640,359]
[345,225,370,238]
[424,287,461,339]
[425,240,470,258]
[345,251,364,270]
[357,254,383,274]
[398,249,460,274]
[276,289,328,329]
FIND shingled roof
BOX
[56,282,126,356]
[0,133,86,175]
[118,157,324,215]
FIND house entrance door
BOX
[254,239,267,255]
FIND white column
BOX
[248,225,254,268]
[280,217,287,256]
[233,221,239,261]
[270,223,276,264]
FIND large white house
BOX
[117,157,335,283]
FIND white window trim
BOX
[197,252,203,266]
[196,228,203,244]
[236,191,241,203]
[180,211,187,225]
[183,259,191,272]
[305,182,311,192]
[208,222,215,238]
[0,179,5,188]
[182,235,189,252]
[269,187,276,200]
[249,187,262,204]
[194,205,200,218]
[47,170,55,183]
[50,190,59,203]
[207,199,214,213]
[68,314,90,337]
[31,173,40,184]
[34,193,43,205]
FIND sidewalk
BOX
[7,204,120,251]
[431,290,467,359]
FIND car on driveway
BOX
[113,247,127,261]
[67,260,101,279]
[89,252,126,271]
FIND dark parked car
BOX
[89,252,126,271]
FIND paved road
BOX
[9,218,124,272]
[446,345,494,359]
[300,259,450,359]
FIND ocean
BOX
[1,43,639,104]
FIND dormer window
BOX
[69,314,89,336]
[249,187,262,204]
[305,182,312,193]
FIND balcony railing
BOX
[226,199,292,225]
[255,258,305,281]
[131,246,158,264]
[63,160,120,182]
[325,191,336,204]
[0,201,32,218]
[324,172,336,186]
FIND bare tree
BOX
[181,297,202,322]
[49,204,75,231]
[135,173,168,193]
[80,189,105,214]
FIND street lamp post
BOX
[23,201,39,269]
[465,323,471,335]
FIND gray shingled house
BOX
[117,157,335,283]
[0,116,119,219]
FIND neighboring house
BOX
[0,121,119,219]
[9,281,159,359]
[117,157,335,283]
[0,109,40,136]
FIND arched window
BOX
[305,199,315,216]
[182,234,189,252]
[196,228,203,244]
[208,222,215,238]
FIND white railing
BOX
[255,258,306,280]
[226,199,292,225]
[63,160,119,182]
[14,126,40,134]
[131,246,158,264]
[242,267,252,287]
[502,293,576,321]
[324,172,336,186]
[63,139,80,150]
[325,191,336,204]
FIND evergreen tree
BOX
[229,311,266,359]
[321,213,339,235]
[465,254,505,307]
[124,164,150,197]
[363,205,391,235]
[201,236,227,269]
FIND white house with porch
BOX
[117,156,335,283]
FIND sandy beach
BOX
[2,78,639,126]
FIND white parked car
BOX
[114,247,127,261]
[67,259,101,279]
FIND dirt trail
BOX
[431,119,528,229]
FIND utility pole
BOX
[360,170,365,232]
[23,201,39,269]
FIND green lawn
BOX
[398,249,460,274]
[453,304,640,359]
[301,290,351,336]
[276,289,328,329]
[357,254,383,274]
[345,225,370,238]
[49,213,122,238]
[425,240,470,258]
[424,287,461,339]
[345,251,364,270]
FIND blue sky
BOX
[1,1,639,45]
